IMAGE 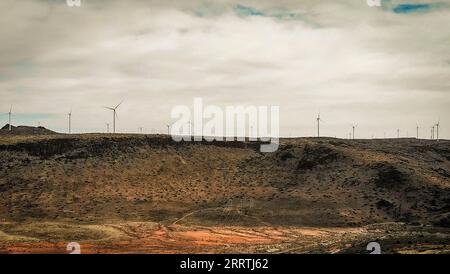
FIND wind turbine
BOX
[397,128,400,138]
[416,123,419,139]
[351,124,358,140]
[166,124,170,135]
[68,108,72,134]
[104,101,123,134]
[431,126,434,139]
[435,119,440,141]
[7,105,12,131]
[106,123,110,133]
[316,113,321,137]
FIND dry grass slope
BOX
[0,134,449,253]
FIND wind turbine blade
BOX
[115,100,124,109]
[104,107,114,110]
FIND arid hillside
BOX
[0,125,56,136]
[0,134,449,228]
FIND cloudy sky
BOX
[1,0,449,138]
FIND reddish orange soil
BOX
[0,223,363,254]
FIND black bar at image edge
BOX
[0,254,447,273]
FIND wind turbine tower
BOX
[436,120,440,141]
[68,108,72,134]
[416,124,419,139]
[105,101,123,134]
[351,124,357,140]
[8,105,12,131]
[316,113,321,137]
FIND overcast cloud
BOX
[0,0,449,138]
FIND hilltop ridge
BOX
[0,124,57,136]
